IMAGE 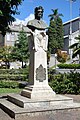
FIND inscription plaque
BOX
[36,64,46,82]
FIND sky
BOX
[13,0,80,26]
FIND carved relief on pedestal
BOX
[36,64,46,82]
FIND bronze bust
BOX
[27,6,48,31]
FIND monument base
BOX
[1,93,80,118]
[21,85,55,100]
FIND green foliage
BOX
[56,18,64,49]
[69,35,80,59]
[48,20,57,53]
[48,9,64,53]
[0,0,24,36]
[0,67,29,81]
[0,88,22,94]
[0,67,29,74]
[0,67,29,89]
[0,80,19,88]
[0,46,13,69]
[0,74,27,81]
[49,71,80,94]
[57,63,80,69]
[48,9,63,21]
[10,29,29,68]
[0,46,12,68]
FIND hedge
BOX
[0,74,27,81]
[0,67,29,81]
[57,63,80,69]
[0,67,29,74]
[0,80,19,88]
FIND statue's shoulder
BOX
[27,19,36,26]
[27,19,48,30]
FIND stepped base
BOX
[7,93,73,108]
[1,86,80,119]
[21,85,55,100]
[0,94,80,119]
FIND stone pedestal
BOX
[21,30,55,100]
[21,85,55,100]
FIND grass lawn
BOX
[0,88,22,94]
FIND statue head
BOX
[34,6,44,20]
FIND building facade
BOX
[63,17,80,58]
[0,23,30,47]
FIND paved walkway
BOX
[0,95,80,120]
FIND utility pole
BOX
[69,0,73,59]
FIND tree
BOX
[0,46,12,68]
[69,35,80,62]
[56,18,64,49]
[57,49,68,63]
[48,9,63,21]
[48,9,64,54]
[11,29,29,68]
[0,0,24,36]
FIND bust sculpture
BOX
[27,6,48,52]
[27,6,48,31]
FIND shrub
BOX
[49,71,80,94]
[0,80,27,89]
[57,63,80,69]
[57,49,68,63]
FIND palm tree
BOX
[69,35,80,62]
[48,9,64,53]
[48,9,63,21]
